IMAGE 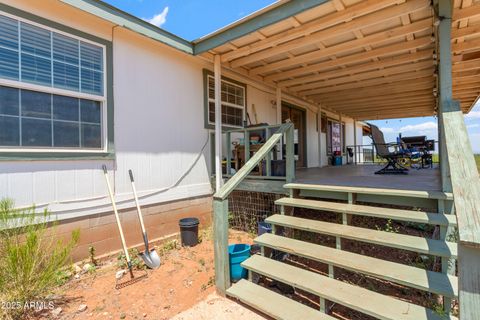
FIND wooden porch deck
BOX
[295,164,441,192]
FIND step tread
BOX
[265,214,457,258]
[255,233,458,298]
[275,197,457,226]
[242,255,458,320]
[226,279,334,320]
[284,183,454,200]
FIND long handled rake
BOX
[102,165,147,289]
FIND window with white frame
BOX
[0,13,105,150]
[207,75,245,128]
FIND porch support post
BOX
[353,119,357,165]
[276,87,283,160]
[318,105,322,167]
[437,0,452,196]
[435,0,456,314]
[214,55,223,190]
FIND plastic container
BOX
[258,222,272,235]
[179,217,199,247]
[333,156,343,166]
[228,244,251,282]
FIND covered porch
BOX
[200,0,480,319]
[295,164,441,192]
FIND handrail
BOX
[214,122,294,200]
[443,101,480,247]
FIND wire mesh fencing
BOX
[227,190,282,234]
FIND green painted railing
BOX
[213,122,295,294]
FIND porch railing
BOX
[222,123,292,181]
[213,122,295,294]
[442,100,480,318]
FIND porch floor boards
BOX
[295,165,441,192]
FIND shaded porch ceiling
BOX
[198,0,480,120]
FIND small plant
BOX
[117,248,145,270]
[198,258,206,267]
[201,276,215,291]
[89,246,98,266]
[376,219,399,233]
[160,239,179,255]
[0,198,80,320]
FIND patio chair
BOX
[369,124,409,175]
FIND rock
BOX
[102,312,109,316]
[142,313,147,318]
[120,312,126,319]
[116,270,126,279]
[82,263,92,272]
[78,304,88,312]
[73,264,82,274]
[74,274,80,279]
[51,307,62,317]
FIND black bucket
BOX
[179,217,199,247]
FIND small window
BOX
[206,74,245,128]
[0,12,106,152]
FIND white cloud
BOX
[467,123,480,129]
[144,7,169,27]
[399,121,437,133]
[465,110,480,119]
[380,127,395,133]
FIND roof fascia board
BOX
[60,0,193,54]
[193,0,330,55]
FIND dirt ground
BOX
[38,228,254,320]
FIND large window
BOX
[0,12,106,151]
[206,74,245,128]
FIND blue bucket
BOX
[258,222,272,235]
[228,244,251,282]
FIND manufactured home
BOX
[0,0,479,319]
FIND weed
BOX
[201,276,215,291]
[89,246,98,266]
[160,239,179,255]
[117,248,145,270]
[198,258,206,267]
[0,198,80,320]
[376,219,399,233]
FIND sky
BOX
[104,0,480,153]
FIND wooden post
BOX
[276,87,283,160]
[213,198,230,295]
[226,132,231,176]
[318,105,322,167]
[214,55,223,190]
[265,128,272,177]
[437,0,480,317]
[353,120,357,165]
[285,125,295,183]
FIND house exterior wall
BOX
[0,1,362,260]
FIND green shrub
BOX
[0,198,79,320]
[117,247,145,270]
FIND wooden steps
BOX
[226,279,333,320]
[284,183,454,200]
[275,197,457,227]
[266,214,457,258]
[241,255,458,320]
[255,233,458,298]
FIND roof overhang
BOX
[59,0,480,120]
[202,0,480,120]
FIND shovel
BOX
[102,165,147,289]
[128,169,161,269]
